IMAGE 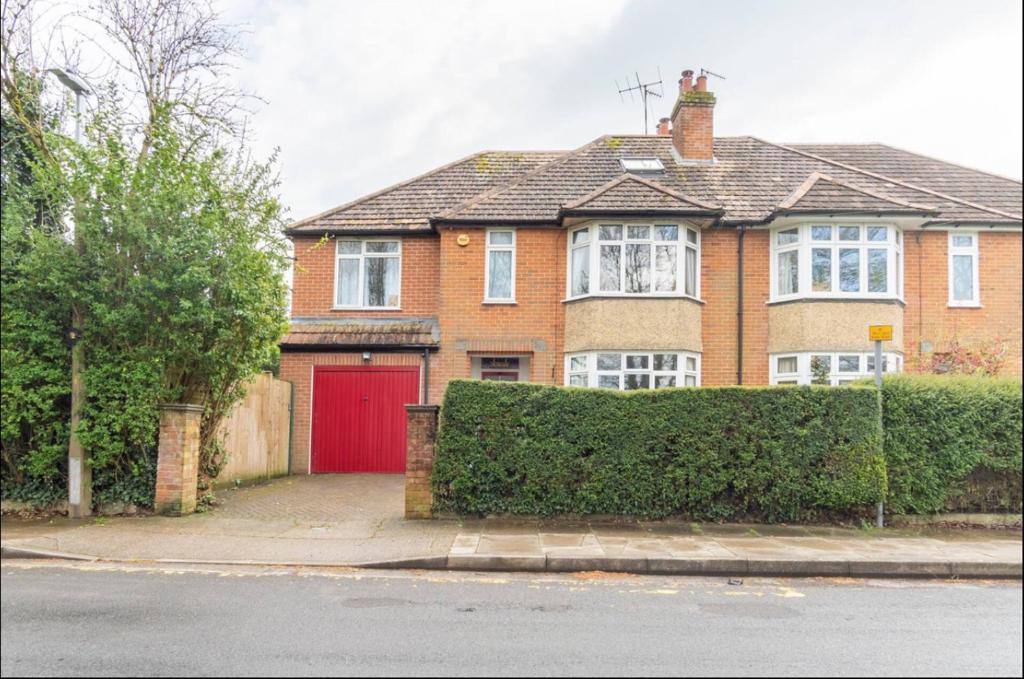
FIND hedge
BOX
[433,380,886,521]
[881,375,1022,514]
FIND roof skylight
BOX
[620,157,665,173]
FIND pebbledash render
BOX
[281,68,1023,475]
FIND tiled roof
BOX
[280,317,439,349]
[561,174,721,214]
[289,136,1021,233]
[777,172,936,214]
[287,151,565,234]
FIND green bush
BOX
[433,380,886,521]
[881,375,1022,514]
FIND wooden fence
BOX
[215,372,292,486]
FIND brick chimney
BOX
[671,69,716,161]
[656,117,670,136]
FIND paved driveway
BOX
[214,474,406,524]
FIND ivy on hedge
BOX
[433,380,887,521]
[881,375,1022,514]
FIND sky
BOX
[42,0,1024,221]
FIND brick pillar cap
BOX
[405,404,440,413]
[159,403,205,413]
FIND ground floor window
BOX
[770,351,902,386]
[565,351,700,389]
[471,355,530,381]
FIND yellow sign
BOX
[869,325,893,342]
[456,234,471,247]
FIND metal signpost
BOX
[868,324,893,528]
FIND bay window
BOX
[948,231,980,307]
[565,351,700,389]
[771,351,902,386]
[771,224,902,301]
[335,239,401,308]
[568,223,700,299]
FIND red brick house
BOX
[281,69,1022,475]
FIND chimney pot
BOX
[680,70,694,93]
[656,117,670,136]
[695,74,708,92]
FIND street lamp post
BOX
[45,68,92,519]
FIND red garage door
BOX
[311,366,420,473]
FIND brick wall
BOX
[154,404,202,515]
[741,229,771,385]
[404,405,439,519]
[290,234,439,317]
[701,227,738,385]
[903,230,1023,375]
[431,226,566,403]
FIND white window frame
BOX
[566,222,701,301]
[769,223,903,302]
[770,351,902,386]
[484,228,516,303]
[619,157,665,173]
[564,351,701,390]
[947,231,980,307]
[333,238,402,310]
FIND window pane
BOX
[338,241,361,255]
[569,374,588,387]
[655,245,677,292]
[811,226,832,241]
[810,355,831,385]
[812,248,832,292]
[337,258,359,306]
[838,355,860,372]
[624,374,650,390]
[839,226,860,241]
[839,248,860,292]
[685,246,697,296]
[654,225,678,241]
[655,375,676,388]
[866,355,889,373]
[952,254,974,301]
[777,250,799,296]
[687,228,698,245]
[777,228,799,246]
[598,374,620,389]
[685,356,697,372]
[365,241,399,253]
[597,354,621,370]
[684,375,697,386]
[777,356,798,374]
[626,355,649,370]
[482,357,519,369]
[570,356,587,371]
[572,228,590,245]
[487,250,513,299]
[488,231,514,246]
[571,244,590,295]
[952,234,973,248]
[868,248,888,293]
[867,226,888,242]
[627,225,650,240]
[625,243,651,293]
[654,354,677,371]
[599,225,622,240]
[599,244,621,292]
[364,256,400,307]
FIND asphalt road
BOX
[1,562,1021,677]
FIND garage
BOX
[310,366,420,473]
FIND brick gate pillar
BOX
[154,403,203,515]
[405,405,439,519]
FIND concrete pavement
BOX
[3,562,1021,676]
[2,475,1021,578]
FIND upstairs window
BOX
[335,239,401,309]
[568,223,700,299]
[485,229,516,302]
[948,232,980,307]
[771,224,902,301]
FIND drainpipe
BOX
[736,224,746,385]
[422,347,430,404]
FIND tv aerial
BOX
[616,68,664,135]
